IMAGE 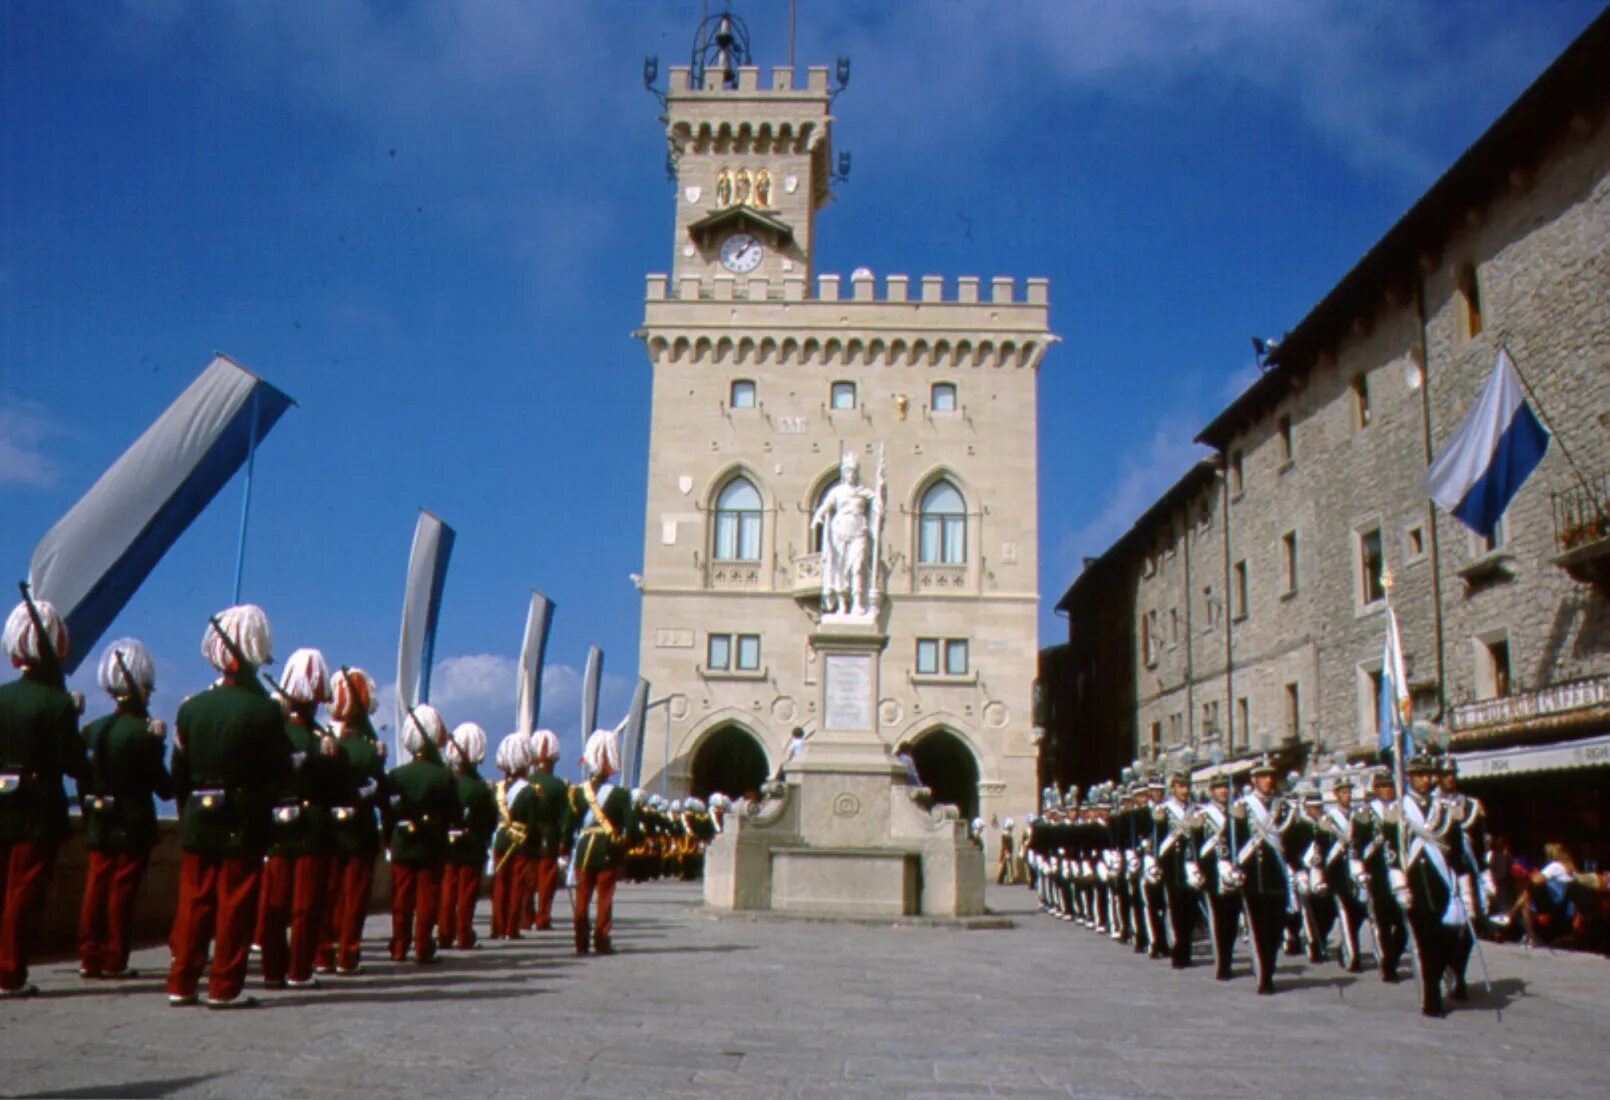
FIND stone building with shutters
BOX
[632,41,1054,832]
[1045,11,1610,849]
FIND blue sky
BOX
[2,1,1601,765]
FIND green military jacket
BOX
[329,727,386,858]
[79,703,174,851]
[384,758,457,867]
[567,779,635,872]
[512,770,572,858]
[267,715,342,859]
[445,766,496,867]
[0,671,84,845]
[173,677,289,856]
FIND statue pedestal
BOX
[703,619,986,918]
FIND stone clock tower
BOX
[635,15,1055,882]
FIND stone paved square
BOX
[4,882,1607,1099]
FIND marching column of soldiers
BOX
[1020,755,1495,1017]
[0,597,720,1005]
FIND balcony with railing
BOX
[1450,672,1610,743]
[1552,472,1610,591]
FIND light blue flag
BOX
[396,509,455,739]
[28,355,293,672]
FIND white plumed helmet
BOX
[330,666,379,720]
[96,637,154,698]
[4,598,68,665]
[278,648,331,705]
[401,704,447,759]
[201,604,272,671]
[528,728,561,764]
[497,732,532,773]
[452,722,488,766]
[583,727,620,776]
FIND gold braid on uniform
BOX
[493,778,529,875]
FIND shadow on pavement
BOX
[15,1073,224,1098]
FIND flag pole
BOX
[231,386,261,603]
[1499,342,1609,526]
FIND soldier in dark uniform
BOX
[1316,777,1369,973]
[168,604,288,1008]
[1358,769,1408,983]
[569,727,634,955]
[259,647,339,990]
[76,638,173,981]
[317,666,386,975]
[1231,758,1295,994]
[683,797,715,880]
[384,704,458,964]
[1154,771,1203,969]
[1195,774,1241,980]
[1436,756,1484,997]
[1382,755,1474,1017]
[0,597,83,998]
[510,728,569,931]
[1138,779,1170,959]
[1283,782,1324,961]
[440,723,495,950]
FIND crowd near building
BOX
[1040,10,1609,937]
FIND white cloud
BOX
[0,399,63,488]
[1057,414,1213,574]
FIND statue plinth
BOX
[703,617,986,918]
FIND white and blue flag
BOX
[1377,604,1411,758]
[28,355,293,672]
[1423,348,1550,538]
[396,508,455,740]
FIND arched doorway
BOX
[690,724,771,803]
[910,729,981,819]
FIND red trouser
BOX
[259,852,330,983]
[77,848,150,976]
[438,863,480,949]
[531,854,560,930]
[389,861,441,962]
[0,840,57,991]
[167,851,264,1002]
[317,854,375,971]
[520,859,537,930]
[490,854,520,939]
[572,866,617,952]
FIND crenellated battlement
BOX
[666,65,832,96]
[644,271,1050,308]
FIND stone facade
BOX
[636,63,1053,830]
[1049,15,1610,784]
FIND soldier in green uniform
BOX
[0,597,83,998]
[568,727,634,956]
[489,732,531,940]
[168,604,288,1009]
[76,638,172,980]
[317,666,386,974]
[258,648,339,990]
[440,723,495,950]
[384,704,457,964]
[511,728,570,932]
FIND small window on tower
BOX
[931,382,957,412]
[1458,264,1484,338]
[730,379,756,408]
[831,381,857,410]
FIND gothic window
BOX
[918,479,967,564]
[713,476,763,562]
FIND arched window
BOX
[714,477,763,561]
[931,381,957,412]
[918,480,967,564]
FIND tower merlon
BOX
[645,271,1050,309]
[666,64,831,98]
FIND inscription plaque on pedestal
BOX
[823,653,873,731]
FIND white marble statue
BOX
[811,446,886,617]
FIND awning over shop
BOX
[1455,732,1610,780]
[1190,759,1256,783]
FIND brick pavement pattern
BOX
[2,882,1606,1099]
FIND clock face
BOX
[719,232,763,274]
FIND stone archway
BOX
[690,723,771,803]
[909,728,981,819]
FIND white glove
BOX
[1349,858,1366,883]
[1125,853,1141,877]
[1309,868,1329,897]
[1294,869,1311,897]
[1143,855,1161,886]
[1389,867,1411,911]
[1218,859,1242,890]
[1186,863,1205,891]
[147,717,168,740]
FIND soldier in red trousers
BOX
[167,604,288,1009]
[76,638,172,980]
[316,666,386,975]
[0,596,83,998]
